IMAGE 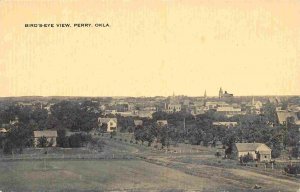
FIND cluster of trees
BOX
[131,109,299,159]
[48,101,99,132]
[0,100,99,132]
[56,130,93,148]
[0,100,101,154]
[0,123,34,154]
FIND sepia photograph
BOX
[0,0,300,191]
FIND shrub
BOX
[284,164,300,175]
[3,142,13,154]
[291,147,299,158]
[240,153,254,164]
[68,133,92,148]
[215,152,221,158]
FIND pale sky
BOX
[0,0,299,97]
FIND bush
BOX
[68,133,92,148]
[284,165,300,175]
[3,142,13,154]
[240,153,254,164]
[291,147,299,158]
[215,152,221,158]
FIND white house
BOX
[232,143,272,162]
[98,118,117,132]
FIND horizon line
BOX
[0,94,300,98]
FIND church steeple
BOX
[219,87,223,99]
[204,90,207,99]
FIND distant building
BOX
[163,103,182,113]
[205,101,228,110]
[33,130,58,147]
[134,120,143,127]
[116,111,136,117]
[246,97,262,115]
[269,97,281,106]
[98,118,117,132]
[216,106,244,117]
[288,105,300,113]
[157,120,168,127]
[219,87,233,100]
[137,110,155,119]
[191,106,206,116]
[276,111,299,125]
[212,122,238,128]
[104,109,117,115]
[232,143,272,162]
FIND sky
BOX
[0,0,299,97]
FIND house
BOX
[98,117,117,132]
[232,143,272,162]
[134,120,143,127]
[276,111,299,125]
[157,120,168,127]
[33,130,58,147]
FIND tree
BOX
[3,123,33,154]
[291,147,299,158]
[57,129,67,147]
[262,102,277,124]
[68,133,92,148]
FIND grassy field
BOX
[0,134,299,192]
[0,160,219,192]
